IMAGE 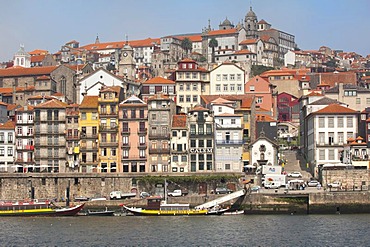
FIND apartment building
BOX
[119,96,148,173]
[0,121,15,172]
[170,114,189,172]
[188,105,214,172]
[15,106,34,172]
[34,99,67,172]
[147,94,176,173]
[65,104,80,172]
[98,86,124,173]
[79,96,99,173]
[175,59,210,113]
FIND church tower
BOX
[13,45,31,68]
[118,37,136,80]
[244,7,258,39]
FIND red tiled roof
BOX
[189,105,209,112]
[16,105,34,112]
[172,115,187,128]
[207,28,238,36]
[176,35,202,42]
[52,92,64,96]
[239,39,258,45]
[234,49,254,55]
[7,104,19,111]
[35,99,68,109]
[81,38,160,51]
[36,75,50,80]
[257,19,269,25]
[31,55,46,63]
[80,96,99,108]
[314,104,357,114]
[0,120,15,130]
[256,114,275,122]
[143,77,175,84]
[0,66,57,77]
[28,49,48,55]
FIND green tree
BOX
[251,65,274,77]
[208,38,218,63]
[181,38,192,57]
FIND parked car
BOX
[140,192,150,198]
[287,172,302,178]
[328,181,341,188]
[307,180,320,187]
[215,187,233,194]
[250,185,261,192]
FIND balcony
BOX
[137,143,147,149]
[99,125,118,132]
[80,145,98,152]
[99,111,118,117]
[215,140,245,145]
[121,155,147,161]
[138,128,147,134]
[148,133,170,140]
[171,149,187,154]
[316,142,344,147]
[189,132,213,137]
[66,135,79,140]
[100,141,119,147]
[80,133,98,139]
[121,128,131,135]
[149,147,170,154]
[16,145,34,151]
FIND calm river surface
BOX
[0,214,369,247]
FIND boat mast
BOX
[164,179,168,204]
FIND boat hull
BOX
[0,204,85,217]
[123,206,226,216]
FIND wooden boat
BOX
[0,199,84,217]
[123,196,224,216]
[223,210,245,215]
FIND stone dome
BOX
[246,7,257,18]
[222,18,232,26]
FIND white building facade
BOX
[209,63,245,95]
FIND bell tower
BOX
[245,7,258,39]
[118,35,136,80]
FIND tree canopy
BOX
[181,38,192,56]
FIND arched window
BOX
[21,58,24,65]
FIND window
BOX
[7,147,13,156]
[367,98,370,104]
[338,117,343,128]
[216,84,221,92]
[186,95,191,102]
[347,117,353,128]
[328,149,335,160]
[237,74,242,81]
[237,84,242,91]
[230,84,235,91]
[216,74,221,81]
[192,84,197,91]
[250,85,255,91]
[356,98,361,104]
[207,139,212,147]
[192,72,197,79]
[223,84,228,91]
[81,112,86,120]
[318,117,325,128]
[192,95,198,102]
[328,117,334,128]
[190,125,196,135]
[179,84,184,91]
[179,95,184,102]
[319,149,325,160]
[190,140,196,147]
[230,74,235,81]
[319,132,325,144]
[185,72,190,79]
[256,97,263,104]
[0,147,4,156]
[222,74,228,81]
[198,140,204,148]
[231,119,236,124]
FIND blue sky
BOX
[0,0,369,62]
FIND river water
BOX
[1,214,369,247]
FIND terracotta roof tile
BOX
[35,99,68,109]
[16,105,34,112]
[31,55,46,63]
[28,49,48,55]
[172,115,187,128]
[80,96,99,108]
[81,38,160,51]
[36,75,50,80]
[189,105,209,112]
[314,104,357,114]
[0,120,15,130]
[143,77,175,84]
[239,39,258,45]
[234,49,254,55]
[207,28,238,36]
[256,114,275,122]
[0,66,57,77]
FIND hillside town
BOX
[0,6,369,192]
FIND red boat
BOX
[0,199,85,217]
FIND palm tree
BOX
[208,38,218,63]
[181,38,192,58]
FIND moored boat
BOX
[123,196,225,216]
[0,199,84,217]
[86,207,115,216]
[223,210,245,215]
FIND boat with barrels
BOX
[0,199,84,217]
